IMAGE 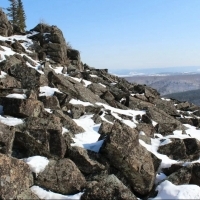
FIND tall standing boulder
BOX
[30,24,68,65]
[100,120,160,196]
[0,9,13,37]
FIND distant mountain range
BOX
[124,73,200,105]
[163,89,200,106]
[111,66,200,77]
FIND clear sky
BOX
[1,0,200,71]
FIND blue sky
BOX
[1,0,200,71]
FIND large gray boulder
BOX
[0,122,15,155]
[35,158,86,194]
[100,120,160,196]
[13,115,66,158]
[81,175,137,200]
[0,153,33,199]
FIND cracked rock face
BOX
[0,153,33,199]
[34,158,86,194]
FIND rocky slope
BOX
[1,9,200,199]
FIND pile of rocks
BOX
[1,9,200,199]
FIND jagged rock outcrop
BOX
[0,9,13,37]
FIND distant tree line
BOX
[7,0,26,32]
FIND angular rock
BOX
[39,96,60,110]
[183,138,200,160]
[167,166,192,185]
[1,97,44,118]
[146,107,185,131]
[16,188,39,200]
[190,163,200,186]
[0,9,13,36]
[100,121,158,196]
[54,110,85,134]
[35,158,86,194]
[155,123,179,136]
[81,175,137,200]
[136,123,155,137]
[0,122,15,155]
[13,115,66,158]
[87,83,107,96]
[9,62,41,89]
[0,153,33,199]
[158,138,187,160]
[69,103,85,119]
[0,74,21,89]
[68,146,105,174]
[11,40,26,53]
[153,98,180,116]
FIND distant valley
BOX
[124,74,200,105]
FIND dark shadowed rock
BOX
[158,138,187,160]
[155,123,179,136]
[39,95,60,110]
[11,40,26,53]
[183,138,200,160]
[13,115,66,158]
[167,166,192,185]
[54,110,85,134]
[0,9,13,36]
[1,97,44,118]
[136,123,155,137]
[146,107,185,131]
[48,72,105,104]
[9,62,41,89]
[0,122,15,155]
[190,163,200,186]
[35,158,86,194]
[69,103,85,119]
[81,174,137,200]
[100,121,158,196]
[0,153,33,199]
[68,146,105,174]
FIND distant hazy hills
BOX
[163,89,200,106]
[124,74,200,105]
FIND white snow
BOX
[31,186,83,200]
[71,115,104,152]
[99,83,106,88]
[0,115,23,126]
[0,46,16,60]
[82,79,92,87]
[44,108,53,113]
[152,180,200,199]
[0,71,7,78]
[24,156,49,175]
[39,86,62,96]
[53,66,63,74]
[6,93,27,99]
[69,99,93,106]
